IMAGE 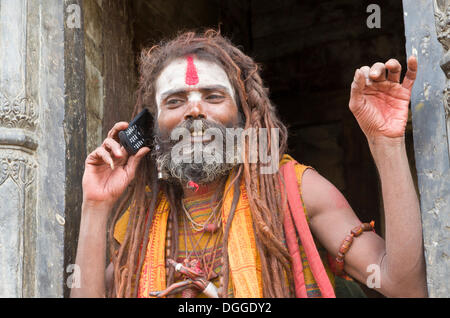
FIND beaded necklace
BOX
[163,191,226,297]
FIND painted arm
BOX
[304,56,427,297]
[70,122,149,298]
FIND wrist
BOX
[367,135,405,148]
[82,199,114,218]
[368,135,405,156]
[367,136,408,172]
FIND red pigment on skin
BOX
[185,56,199,85]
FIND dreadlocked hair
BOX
[107,29,294,298]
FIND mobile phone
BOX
[119,108,154,155]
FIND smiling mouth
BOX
[189,127,213,143]
[191,133,213,143]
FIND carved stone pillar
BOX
[403,0,450,297]
[0,0,86,297]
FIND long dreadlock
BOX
[108,29,293,298]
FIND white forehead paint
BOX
[188,91,202,103]
[155,57,235,117]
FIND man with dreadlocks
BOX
[72,30,427,298]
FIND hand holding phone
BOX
[119,108,154,155]
[83,119,150,206]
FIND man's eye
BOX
[167,99,183,105]
[206,94,224,101]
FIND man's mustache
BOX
[154,118,229,146]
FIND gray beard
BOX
[156,150,236,185]
[153,118,242,186]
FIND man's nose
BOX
[184,95,206,120]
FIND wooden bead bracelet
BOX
[335,221,375,276]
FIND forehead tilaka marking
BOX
[155,56,236,117]
[185,56,199,86]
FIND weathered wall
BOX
[64,0,86,298]
[403,0,450,297]
[0,0,86,297]
[101,0,137,137]
[83,0,137,153]
[83,0,104,153]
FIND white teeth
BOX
[191,131,203,137]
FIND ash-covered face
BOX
[153,56,242,185]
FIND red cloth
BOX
[281,161,336,298]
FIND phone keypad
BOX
[119,109,153,155]
[124,124,145,152]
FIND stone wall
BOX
[83,0,137,154]
[83,0,104,154]
[403,0,450,297]
[0,0,86,297]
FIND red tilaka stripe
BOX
[185,56,199,85]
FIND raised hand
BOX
[82,122,150,206]
[349,56,418,141]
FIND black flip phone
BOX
[119,108,154,155]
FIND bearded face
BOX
[153,116,244,185]
[152,55,243,186]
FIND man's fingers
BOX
[385,59,402,83]
[351,69,366,96]
[107,122,129,141]
[358,66,371,85]
[369,62,386,82]
[103,137,127,159]
[93,147,115,170]
[402,55,418,90]
[125,147,150,179]
[354,68,366,89]
[349,69,366,113]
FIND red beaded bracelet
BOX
[335,221,375,276]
